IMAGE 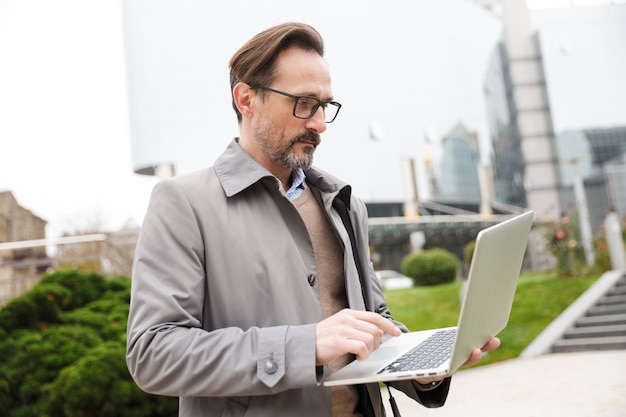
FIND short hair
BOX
[229,22,325,123]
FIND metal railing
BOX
[0,233,136,307]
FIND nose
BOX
[304,106,327,134]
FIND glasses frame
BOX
[250,84,342,123]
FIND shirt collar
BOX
[285,168,306,200]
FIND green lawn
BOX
[383,272,598,367]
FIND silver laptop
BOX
[323,210,534,386]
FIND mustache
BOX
[291,131,321,147]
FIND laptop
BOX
[323,210,534,386]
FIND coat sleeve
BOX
[126,179,319,397]
[350,196,452,408]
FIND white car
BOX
[375,270,413,290]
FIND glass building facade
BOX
[483,42,527,207]
[557,127,626,231]
[437,123,481,202]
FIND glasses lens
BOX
[293,97,319,120]
[292,96,341,123]
[324,103,340,123]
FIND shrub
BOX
[0,297,39,333]
[593,236,612,273]
[39,269,107,309]
[0,283,73,334]
[544,213,587,277]
[0,270,178,417]
[401,248,459,286]
[545,211,625,277]
[595,213,626,273]
[29,284,73,323]
[463,240,476,272]
[0,324,103,412]
[39,342,159,417]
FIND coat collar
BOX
[214,138,273,198]
[215,138,352,207]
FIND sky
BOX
[0,0,623,240]
[0,1,157,238]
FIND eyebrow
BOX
[300,92,335,102]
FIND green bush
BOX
[545,211,625,277]
[593,236,612,272]
[544,213,587,277]
[0,296,39,333]
[463,240,476,272]
[0,283,74,334]
[40,342,160,417]
[5,325,103,408]
[39,269,107,309]
[0,271,128,336]
[401,248,459,286]
[0,269,178,417]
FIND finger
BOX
[315,310,400,365]
[463,348,483,367]
[352,310,401,336]
[481,337,501,353]
[345,338,376,361]
[415,376,444,385]
[346,323,385,354]
[319,319,382,358]
[322,326,381,361]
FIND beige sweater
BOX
[294,186,362,417]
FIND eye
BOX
[297,98,311,107]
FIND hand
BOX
[315,309,401,366]
[414,336,501,385]
[462,336,500,368]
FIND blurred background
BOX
[1,0,625,296]
[1,3,625,416]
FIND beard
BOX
[254,123,321,170]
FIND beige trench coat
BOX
[126,139,450,417]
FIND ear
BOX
[232,82,255,119]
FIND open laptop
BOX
[323,210,534,386]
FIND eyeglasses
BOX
[250,85,341,123]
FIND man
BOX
[126,22,499,417]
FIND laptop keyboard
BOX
[378,328,457,374]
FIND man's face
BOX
[251,47,332,170]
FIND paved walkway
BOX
[384,350,626,417]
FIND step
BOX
[587,304,626,316]
[600,294,626,305]
[551,336,626,353]
[564,324,626,339]
[576,313,626,327]
[608,285,626,296]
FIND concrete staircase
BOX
[551,273,626,353]
[521,270,626,358]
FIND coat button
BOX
[307,274,316,286]
[264,358,278,374]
